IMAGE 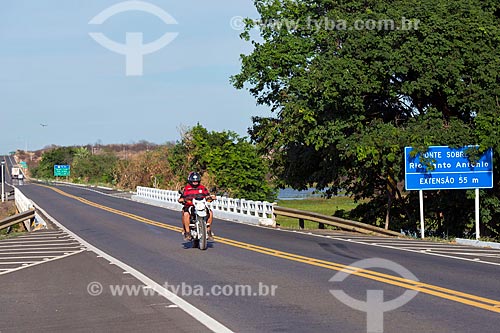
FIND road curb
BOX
[455,238,500,249]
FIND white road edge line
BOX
[339,240,500,266]
[271,228,500,266]
[32,202,234,333]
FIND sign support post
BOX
[475,188,480,240]
[419,190,424,239]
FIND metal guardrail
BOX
[273,206,402,237]
[0,209,35,231]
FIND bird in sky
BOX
[40,123,48,127]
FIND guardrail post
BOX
[299,218,304,229]
[318,223,325,229]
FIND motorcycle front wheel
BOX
[197,216,208,250]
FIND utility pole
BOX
[1,161,5,203]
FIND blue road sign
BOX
[54,164,71,177]
[405,146,493,190]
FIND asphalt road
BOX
[0,240,211,333]
[3,180,498,332]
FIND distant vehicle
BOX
[11,167,20,179]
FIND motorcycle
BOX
[179,192,212,250]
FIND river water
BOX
[277,187,325,200]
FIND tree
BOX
[233,0,500,237]
[169,125,276,201]
[72,152,118,184]
[31,147,76,179]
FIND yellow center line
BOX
[40,184,500,313]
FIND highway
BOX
[1,157,500,332]
[0,152,500,332]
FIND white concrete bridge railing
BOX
[133,186,275,226]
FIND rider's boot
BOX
[182,230,192,241]
[207,224,214,240]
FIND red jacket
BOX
[180,184,210,206]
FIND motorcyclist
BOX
[178,172,215,241]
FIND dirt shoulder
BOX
[0,201,16,219]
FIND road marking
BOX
[16,231,66,236]
[0,261,39,264]
[0,256,55,260]
[0,246,83,251]
[0,250,84,276]
[0,223,85,275]
[32,202,234,333]
[38,184,500,314]
[16,233,69,238]
[0,250,80,254]
[0,239,79,244]
[466,254,500,258]
[258,226,500,266]
[338,241,500,266]
[0,241,80,246]
[390,246,498,251]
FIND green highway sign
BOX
[20,161,28,169]
[54,164,70,177]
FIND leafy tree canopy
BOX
[233,0,500,236]
[169,125,277,201]
[31,147,76,179]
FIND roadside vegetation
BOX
[14,1,500,241]
[26,125,276,202]
[275,197,367,229]
[232,0,500,240]
[0,201,24,240]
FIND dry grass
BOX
[0,201,25,239]
[0,201,16,219]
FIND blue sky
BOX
[0,0,268,154]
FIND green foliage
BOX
[72,151,118,184]
[233,0,500,238]
[169,125,277,201]
[31,147,77,179]
[30,146,117,184]
[31,127,275,202]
